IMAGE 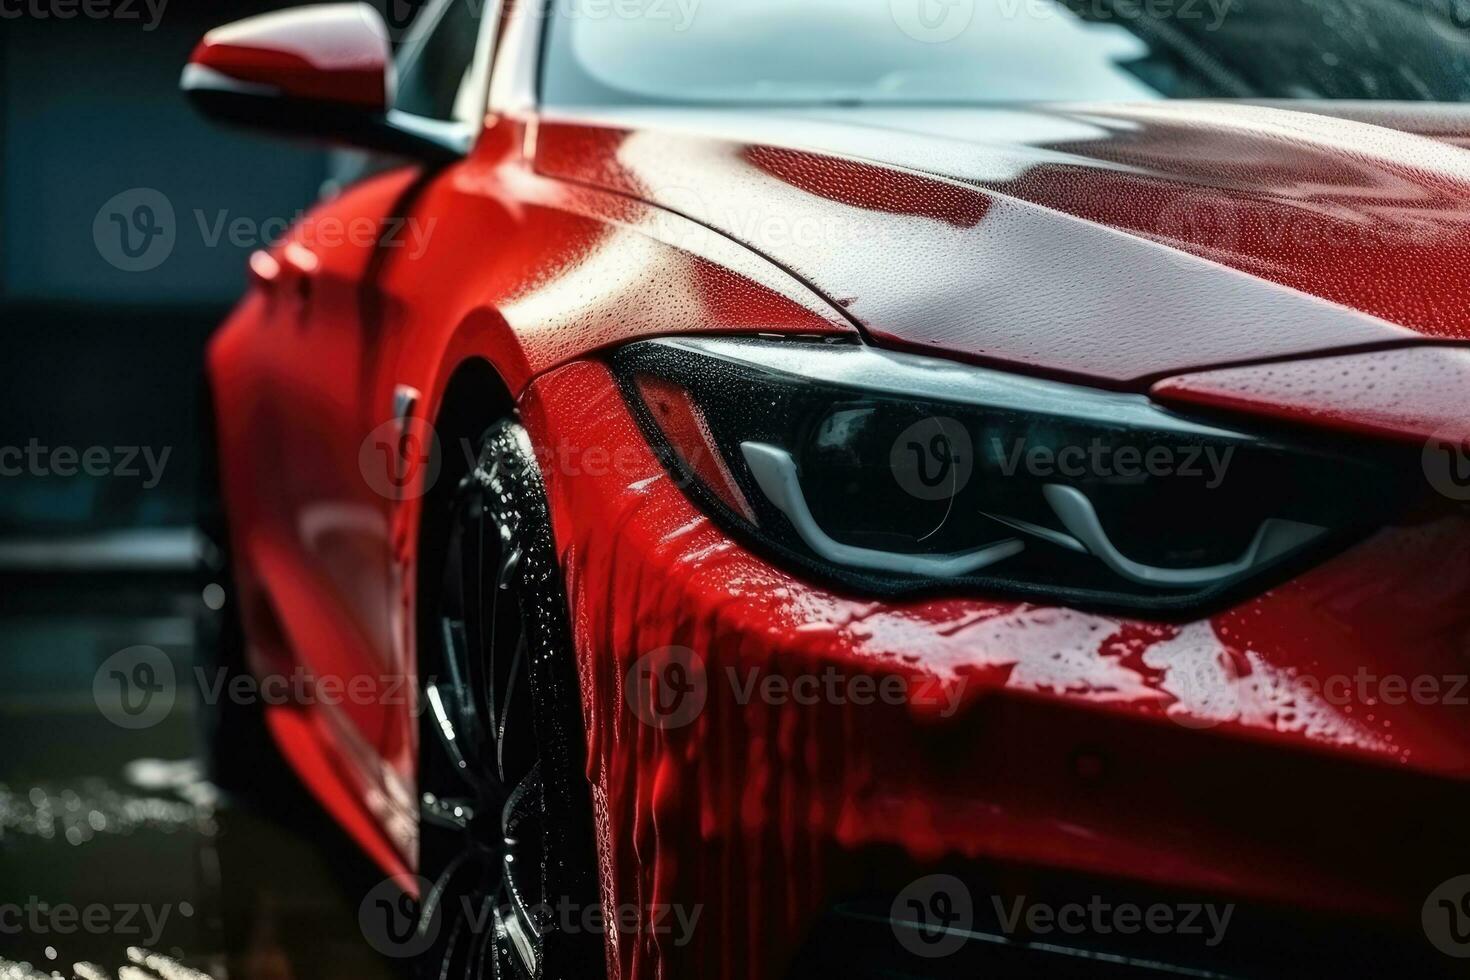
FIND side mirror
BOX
[182,2,468,162]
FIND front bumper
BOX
[521,358,1470,980]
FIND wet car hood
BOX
[535,101,1470,386]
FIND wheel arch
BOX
[433,355,518,454]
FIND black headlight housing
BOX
[610,336,1421,616]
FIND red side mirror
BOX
[182,3,464,161]
[185,2,392,112]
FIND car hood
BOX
[535,100,1470,386]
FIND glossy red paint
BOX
[997,101,1470,342]
[536,105,1470,384]
[193,14,1470,974]
[1152,345,1470,445]
[189,3,392,109]
[521,360,1470,979]
[205,113,853,870]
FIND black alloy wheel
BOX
[414,420,602,980]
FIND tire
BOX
[413,419,604,980]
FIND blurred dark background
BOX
[0,1,336,545]
[0,7,423,976]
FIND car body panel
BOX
[196,17,1470,971]
[205,113,853,875]
[521,358,1470,979]
[535,102,1470,384]
[1153,345,1470,445]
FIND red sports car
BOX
[185,1,1470,977]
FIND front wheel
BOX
[414,420,603,979]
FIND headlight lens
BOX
[610,336,1418,614]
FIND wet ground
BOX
[0,575,404,980]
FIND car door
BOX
[352,0,521,797]
[265,0,495,788]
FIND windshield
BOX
[541,0,1470,106]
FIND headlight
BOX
[610,336,1417,614]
